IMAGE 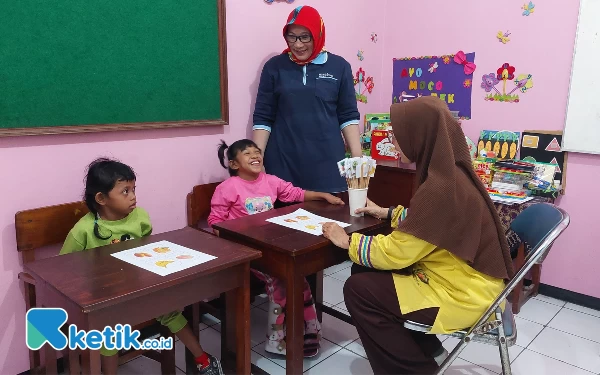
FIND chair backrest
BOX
[186,181,222,228]
[15,201,89,263]
[466,203,570,335]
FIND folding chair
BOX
[404,203,570,375]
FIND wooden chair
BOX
[186,182,265,307]
[16,202,176,374]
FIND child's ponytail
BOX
[217,140,229,170]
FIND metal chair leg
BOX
[435,336,471,374]
[496,310,512,375]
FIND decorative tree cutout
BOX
[354,68,374,103]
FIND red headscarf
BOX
[282,6,326,65]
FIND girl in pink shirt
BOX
[209,139,343,358]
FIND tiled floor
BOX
[114,261,600,374]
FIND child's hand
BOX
[324,194,345,205]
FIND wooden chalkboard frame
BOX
[0,0,229,138]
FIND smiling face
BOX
[230,145,263,180]
[285,24,314,61]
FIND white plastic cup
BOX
[348,188,368,217]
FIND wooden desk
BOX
[213,201,388,374]
[24,227,261,375]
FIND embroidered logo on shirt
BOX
[245,197,274,215]
[111,234,133,244]
[317,73,337,80]
[413,268,430,285]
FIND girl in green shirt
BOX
[60,158,222,375]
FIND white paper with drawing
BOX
[111,240,216,276]
[266,208,351,236]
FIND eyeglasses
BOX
[285,34,312,43]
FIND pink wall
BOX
[378,0,599,297]
[1,0,596,373]
[0,0,381,373]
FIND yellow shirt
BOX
[348,206,505,334]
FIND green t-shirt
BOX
[60,207,152,255]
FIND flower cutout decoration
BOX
[481,73,501,94]
[497,63,516,95]
[442,56,451,65]
[354,67,365,85]
[365,76,375,93]
[496,63,515,81]
[463,79,472,88]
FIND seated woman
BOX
[322,97,514,374]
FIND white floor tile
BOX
[305,348,373,374]
[515,299,562,325]
[533,294,567,307]
[253,338,342,371]
[250,307,269,348]
[514,316,544,347]
[442,358,499,374]
[323,276,346,305]
[118,355,163,374]
[334,301,349,313]
[320,312,359,347]
[201,313,221,327]
[324,261,352,276]
[346,338,367,358]
[529,327,600,373]
[548,308,600,343]
[252,294,269,307]
[251,350,286,375]
[443,337,523,372]
[564,302,600,318]
[329,266,352,282]
[511,349,594,375]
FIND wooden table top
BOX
[24,227,261,312]
[212,201,388,256]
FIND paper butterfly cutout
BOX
[357,50,364,61]
[428,62,438,73]
[522,1,535,16]
[497,30,511,44]
[371,32,378,43]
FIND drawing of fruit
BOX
[155,260,174,268]
[296,216,310,220]
[477,137,485,155]
[509,137,518,159]
[284,219,297,223]
[134,252,152,258]
[176,255,193,259]
[492,135,501,156]
[305,225,317,230]
[153,247,171,253]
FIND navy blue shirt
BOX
[253,52,360,193]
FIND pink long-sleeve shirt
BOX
[207,172,305,228]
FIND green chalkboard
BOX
[0,0,228,137]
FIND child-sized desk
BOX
[24,227,261,375]
[213,201,388,375]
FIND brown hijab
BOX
[391,97,514,281]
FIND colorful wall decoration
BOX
[354,67,374,103]
[520,130,567,191]
[392,51,475,119]
[477,130,521,160]
[480,63,533,103]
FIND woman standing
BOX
[322,97,514,374]
[252,5,362,194]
